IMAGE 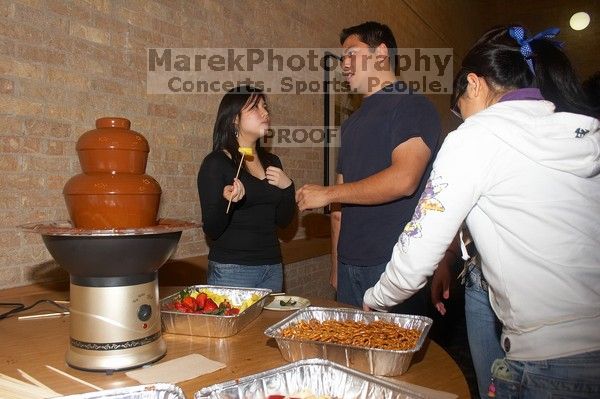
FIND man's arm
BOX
[329,174,343,288]
[363,125,498,311]
[296,137,431,211]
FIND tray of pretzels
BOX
[264,307,432,376]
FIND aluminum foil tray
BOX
[264,307,432,376]
[194,358,423,399]
[161,285,271,337]
[57,383,186,398]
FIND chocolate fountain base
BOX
[67,279,166,372]
[19,219,199,371]
[66,338,166,372]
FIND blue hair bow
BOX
[508,26,562,74]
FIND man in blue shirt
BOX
[296,21,441,313]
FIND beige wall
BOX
[0,0,489,289]
[10,0,593,290]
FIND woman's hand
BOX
[223,178,245,203]
[266,166,292,189]
[431,255,454,316]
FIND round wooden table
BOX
[0,284,470,398]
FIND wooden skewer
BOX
[0,390,25,399]
[225,153,246,214]
[0,373,30,386]
[0,385,51,399]
[18,312,70,320]
[17,369,60,396]
[0,386,29,399]
[0,373,55,398]
[45,365,102,391]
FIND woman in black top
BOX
[197,85,295,291]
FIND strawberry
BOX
[182,296,197,312]
[202,298,218,313]
[225,308,240,316]
[195,292,207,309]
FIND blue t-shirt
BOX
[336,85,441,265]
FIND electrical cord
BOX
[0,300,69,320]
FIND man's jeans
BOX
[492,350,600,398]
[207,261,283,292]
[337,260,427,314]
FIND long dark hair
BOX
[583,71,600,117]
[451,26,597,117]
[212,85,271,169]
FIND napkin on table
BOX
[125,354,225,384]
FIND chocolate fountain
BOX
[21,117,196,372]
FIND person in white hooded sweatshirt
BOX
[364,26,600,398]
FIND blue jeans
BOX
[464,264,504,399]
[337,260,427,315]
[491,350,600,398]
[207,261,283,292]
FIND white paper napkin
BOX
[125,354,225,384]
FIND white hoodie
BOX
[364,100,600,361]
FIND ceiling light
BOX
[570,12,590,31]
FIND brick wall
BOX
[284,255,336,300]
[0,0,489,289]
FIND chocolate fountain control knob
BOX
[137,304,152,321]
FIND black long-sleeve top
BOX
[197,150,296,265]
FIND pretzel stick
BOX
[281,319,420,350]
[45,365,102,391]
[225,153,245,214]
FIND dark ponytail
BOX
[530,39,597,116]
[452,26,598,118]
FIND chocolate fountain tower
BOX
[22,117,196,371]
[63,117,161,229]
